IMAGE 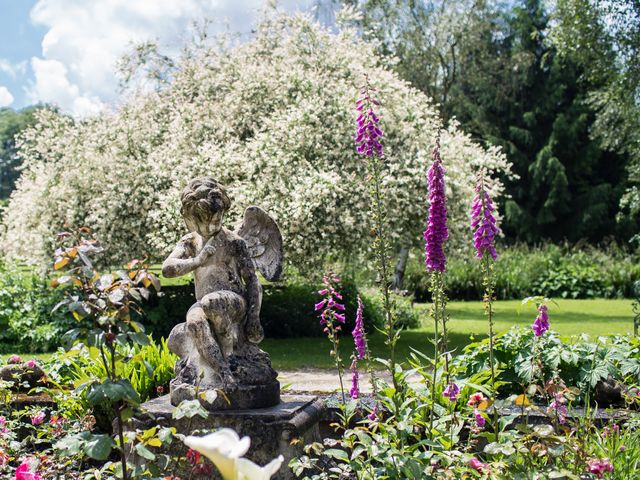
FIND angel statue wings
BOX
[162,177,283,410]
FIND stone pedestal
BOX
[134,394,325,479]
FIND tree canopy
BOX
[1,13,510,269]
[341,0,638,243]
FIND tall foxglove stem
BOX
[471,170,500,441]
[355,76,398,391]
[425,139,450,436]
[317,274,347,404]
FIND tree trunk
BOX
[391,246,410,291]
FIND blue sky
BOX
[0,0,44,108]
[0,0,314,115]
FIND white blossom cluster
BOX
[1,14,512,269]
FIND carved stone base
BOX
[170,379,281,411]
[133,394,325,480]
[168,321,280,410]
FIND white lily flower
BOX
[184,429,250,480]
[236,455,284,480]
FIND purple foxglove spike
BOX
[424,143,449,273]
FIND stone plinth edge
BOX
[133,394,325,480]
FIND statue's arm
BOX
[237,239,263,342]
[161,237,201,278]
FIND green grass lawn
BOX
[261,299,634,369]
[7,299,634,370]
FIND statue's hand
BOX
[246,318,264,344]
[194,239,217,266]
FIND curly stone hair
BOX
[180,177,231,222]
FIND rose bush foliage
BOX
[1,14,511,268]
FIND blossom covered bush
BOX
[1,13,511,269]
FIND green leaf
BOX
[86,379,141,407]
[135,443,156,461]
[84,434,114,461]
[129,332,150,346]
[54,434,84,456]
[55,432,114,461]
[324,448,349,462]
[173,399,208,420]
[157,427,174,444]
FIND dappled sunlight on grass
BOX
[4,300,633,371]
[263,299,634,369]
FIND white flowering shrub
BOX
[2,14,512,269]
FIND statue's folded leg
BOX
[186,302,235,387]
[200,290,246,358]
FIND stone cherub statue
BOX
[163,177,283,410]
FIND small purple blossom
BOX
[424,141,449,273]
[532,304,550,337]
[368,405,378,421]
[349,359,359,399]
[30,411,45,426]
[547,392,568,424]
[8,355,22,365]
[352,297,367,360]
[588,457,614,478]
[470,173,500,260]
[25,359,37,369]
[443,383,459,402]
[317,274,346,326]
[474,409,486,428]
[603,424,620,438]
[354,78,383,158]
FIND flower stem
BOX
[429,272,440,439]
[482,254,498,442]
[367,155,397,391]
[331,329,346,404]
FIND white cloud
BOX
[26,0,312,117]
[0,86,14,107]
[28,58,103,116]
[0,60,27,78]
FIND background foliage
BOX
[405,243,640,301]
[338,0,639,243]
[0,14,510,271]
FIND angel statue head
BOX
[180,177,231,238]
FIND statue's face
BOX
[185,211,224,238]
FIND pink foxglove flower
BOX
[443,383,459,402]
[367,405,378,421]
[474,409,486,428]
[354,80,383,158]
[470,174,500,260]
[532,304,550,337]
[424,141,449,272]
[317,274,346,326]
[352,297,366,360]
[349,359,359,399]
[547,392,568,424]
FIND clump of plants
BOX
[289,79,639,480]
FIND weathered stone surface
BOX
[134,394,325,479]
[0,364,48,392]
[161,177,284,411]
[594,377,625,407]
